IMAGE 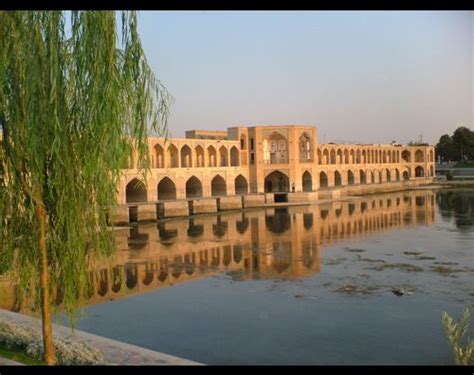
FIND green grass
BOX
[0,345,44,365]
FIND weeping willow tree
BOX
[0,11,170,364]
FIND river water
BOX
[8,189,474,364]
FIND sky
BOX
[137,11,473,145]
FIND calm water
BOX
[32,190,474,363]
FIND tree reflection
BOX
[436,191,474,230]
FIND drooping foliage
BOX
[0,11,170,323]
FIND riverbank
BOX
[0,309,202,366]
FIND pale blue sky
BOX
[137,11,473,145]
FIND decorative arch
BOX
[219,146,228,167]
[322,149,329,165]
[157,177,176,201]
[395,169,400,181]
[195,145,204,167]
[126,178,147,203]
[299,133,312,161]
[401,150,411,162]
[403,170,410,181]
[330,149,336,164]
[235,175,248,195]
[415,150,424,163]
[386,168,391,182]
[167,144,179,168]
[180,145,192,168]
[415,166,424,177]
[265,170,289,192]
[344,149,349,164]
[207,145,217,167]
[186,176,203,198]
[347,170,355,185]
[230,146,239,166]
[302,171,312,191]
[337,149,343,164]
[319,171,328,188]
[153,144,164,168]
[360,170,367,184]
[211,175,227,196]
[334,170,342,187]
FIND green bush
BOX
[446,171,454,181]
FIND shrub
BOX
[441,308,474,365]
[446,171,454,181]
[0,320,106,365]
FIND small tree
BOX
[0,11,170,364]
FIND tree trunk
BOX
[36,202,56,365]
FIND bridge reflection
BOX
[0,190,436,313]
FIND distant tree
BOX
[0,11,170,365]
[452,126,474,162]
[435,134,457,163]
[435,127,474,163]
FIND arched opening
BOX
[430,165,434,177]
[181,145,192,168]
[154,144,164,168]
[344,149,349,164]
[240,134,247,150]
[386,169,391,182]
[319,172,328,188]
[430,150,434,162]
[322,149,329,165]
[219,146,228,167]
[383,150,387,163]
[356,150,361,164]
[379,170,383,183]
[302,171,312,192]
[330,149,336,164]
[186,176,203,198]
[401,150,411,162]
[334,171,342,186]
[362,150,366,164]
[403,170,410,181]
[317,149,322,165]
[235,175,248,195]
[211,175,227,196]
[157,177,176,201]
[360,170,367,184]
[392,150,396,163]
[337,149,343,164]
[395,169,400,181]
[415,150,424,163]
[370,171,374,183]
[265,171,289,192]
[415,166,424,177]
[195,145,204,167]
[230,146,239,166]
[126,179,147,203]
[299,133,312,161]
[350,149,355,163]
[207,146,217,167]
[347,170,355,185]
[263,131,289,164]
[167,144,178,168]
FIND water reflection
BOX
[0,190,437,312]
[436,190,474,230]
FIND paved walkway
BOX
[0,357,23,365]
[0,309,202,366]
